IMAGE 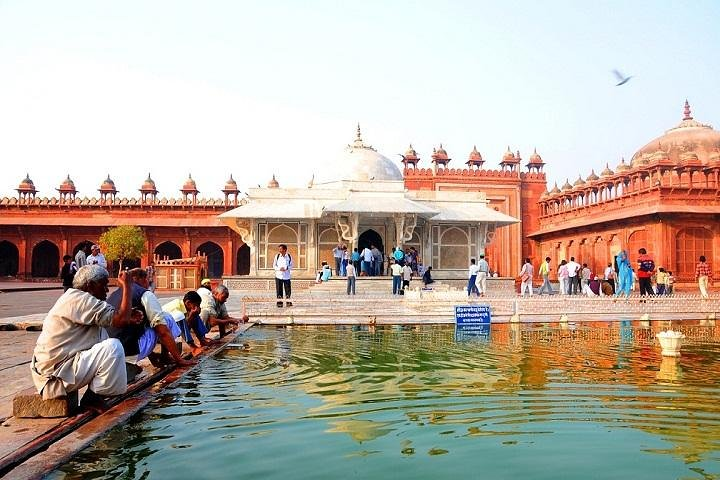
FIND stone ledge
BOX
[13,389,78,419]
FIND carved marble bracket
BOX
[393,213,417,247]
[479,222,497,247]
[236,220,255,249]
[335,213,359,245]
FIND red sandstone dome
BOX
[267,174,279,188]
[17,173,37,193]
[528,148,544,165]
[223,175,238,192]
[140,173,158,192]
[631,101,720,168]
[586,169,600,182]
[99,175,117,193]
[57,175,77,194]
[181,174,198,193]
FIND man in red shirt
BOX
[696,255,713,299]
[636,248,655,297]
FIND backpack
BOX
[639,258,655,272]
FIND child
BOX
[666,271,675,295]
[655,267,668,295]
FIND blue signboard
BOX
[455,304,491,340]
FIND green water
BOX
[52,323,720,479]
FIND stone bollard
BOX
[656,330,685,357]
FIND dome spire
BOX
[683,99,693,120]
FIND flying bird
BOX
[613,69,633,86]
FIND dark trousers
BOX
[334,257,342,276]
[570,276,581,295]
[275,278,292,306]
[639,277,653,296]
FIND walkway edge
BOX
[2,323,254,480]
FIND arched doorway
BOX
[358,229,384,254]
[0,241,19,277]
[197,241,224,278]
[154,241,182,260]
[72,240,93,256]
[32,240,60,277]
[236,244,250,275]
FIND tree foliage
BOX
[99,225,147,269]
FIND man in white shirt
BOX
[31,265,137,409]
[332,243,343,276]
[86,244,108,270]
[360,246,373,276]
[566,257,581,295]
[467,259,480,297]
[476,254,490,296]
[273,244,293,307]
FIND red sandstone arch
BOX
[31,240,60,278]
[154,241,182,260]
[72,240,94,256]
[197,241,224,278]
[626,230,648,259]
[0,240,19,277]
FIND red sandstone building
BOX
[1,102,717,287]
[530,101,719,287]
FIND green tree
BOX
[99,225,147,271]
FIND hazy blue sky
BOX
[0,0,718,198]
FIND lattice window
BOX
[675,228,713,280]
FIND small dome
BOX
[600,163,615,177]
[182,174,198,192]
[431,144,451,164]
[99,175,117,192]
[678,151,702,167]
[586,169,600,182]
[501,146,516,163]
[268,174,279,188]
[467,145,483,164]
[550,182,561,194]
[140,173,157,192]
[561,179,573,191]
[17,173,37,193]
[57,175,77,193]
[224,174,238,191]
[650,148,671,164]
[573,175,586,188]
[405,144,418,157]
[708,149,720,165]
[616,157,631,172]
[528,148,544,164]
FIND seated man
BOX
[106,268,194,368]
[422,266,435,286]
[31,265,137,408]
[163,291,210,357]
[585,276,602,296]
[200,284,241,338]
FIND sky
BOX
[0,0,718,199]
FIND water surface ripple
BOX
[52,323,720,480]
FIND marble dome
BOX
[631,101,720,168]
[320,125,403,183]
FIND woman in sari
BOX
[615,250,633,298]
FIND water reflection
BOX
[53,322,720,480]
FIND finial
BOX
[356,123,362,141]
[683,99,693,120]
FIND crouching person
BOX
[106,268,195,368]
[163,291,210,357]
[31,265,139,410]
[200,285,242,339]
